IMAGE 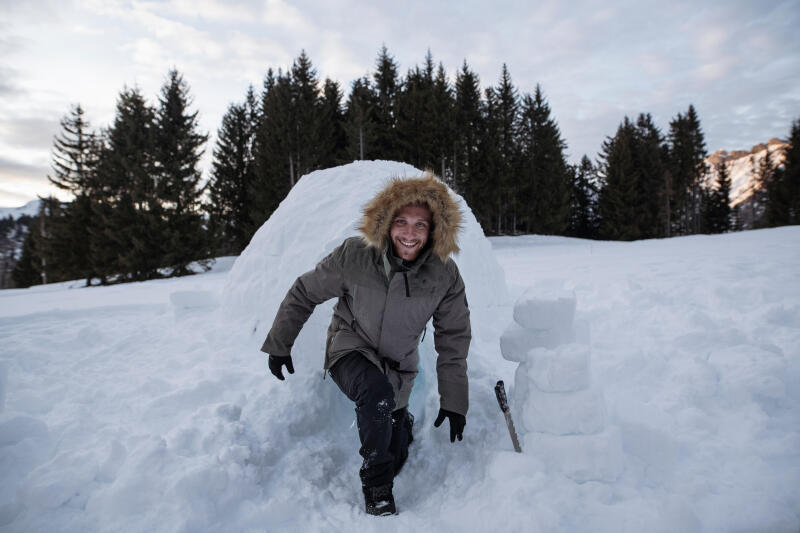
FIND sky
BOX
[1,0,798,207]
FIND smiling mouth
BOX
[399,240,418,247]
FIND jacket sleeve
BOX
[260,243,346,356]
[432,262,471,416]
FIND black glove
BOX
[268,355,294,380]
[434,408,466,442]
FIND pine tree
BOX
[317,78,348,168]
[568,155,599,238]
[48,104,100,193]
[396,52,437,170]
[765,119,800,226]
[702,160,732,233]
[752,146,774,228]
[93,86,160,282]
[667,105,708,235]
[785,119,800,224]
[12,229,40,288]
[598,118,640,240]
[453,61,482,208]
[154,69,211,275]
[45,104,101,284]
[290,50,323,179]
[478,64,519,234]
[207,97,256,254]
[518,85,570,234]
[431,62,456,185]
[251,69,293,233]
[372,46,401,160]
[344,76,377,161]
[632,114,669,238]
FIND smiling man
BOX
[261,172,471,516]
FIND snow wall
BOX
[222,160,509,417]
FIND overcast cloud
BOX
[1,0,798,206]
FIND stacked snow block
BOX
[500,288,623,483]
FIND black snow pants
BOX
[328,352,414,488]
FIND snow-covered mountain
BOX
[0,200,41,220]
[704,138,789,206]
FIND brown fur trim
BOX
[358,171,463,261]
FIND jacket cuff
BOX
[438,377,468,416]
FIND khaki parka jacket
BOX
[261,174,471,415]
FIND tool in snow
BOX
[494,380,522,453]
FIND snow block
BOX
[516,376,606,435]
[525,426,624,483]
[528,344,591,393]
[513,289,576,334]
[500,322,562,360]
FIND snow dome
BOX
[222,160,508,339]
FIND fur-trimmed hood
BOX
[358,171,463,261]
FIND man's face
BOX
[390,204,431,261]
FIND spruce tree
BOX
[396,52,436,170]
[517,85,570,234]
[784,119,800,223]
[453,61,482,207]
[598,118,640,240]
[290,51,323,179]
[568,155,599,238]
[207,99,255,254]
[478,65,519,234]
[372,46,401,160]
[154,69,211,275]
[752,146,774,228]
[93,86,160,282]
[765,119,800,226]
[12,229,40,288]
[251,69,293,233]
[473,86,502,233]
[632,113,668,238]
[344,76,377,161]
[431,62,455,184]
[317,78,348,168]
[703,160,732,233]
[667,105,708,235]
[46,104,101,284]
[49,104,100,193]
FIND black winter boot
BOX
[363,483,397,516]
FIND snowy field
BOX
[1,163,799,532]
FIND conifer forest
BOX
[9,48,800,288]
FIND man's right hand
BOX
[268,355,295,380]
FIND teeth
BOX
[400,240,416,247]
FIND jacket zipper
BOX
[403,272,410,297]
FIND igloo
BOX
[221,160,508,416]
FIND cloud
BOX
[0,117,60,150]
[0,157,60,207]
[0,67,22,97]
[262,0,315,33]
[140,0,259,23]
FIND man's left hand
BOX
[434,408,465,442]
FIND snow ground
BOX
[1,169,798,531]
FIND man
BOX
[262,172,471,516]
